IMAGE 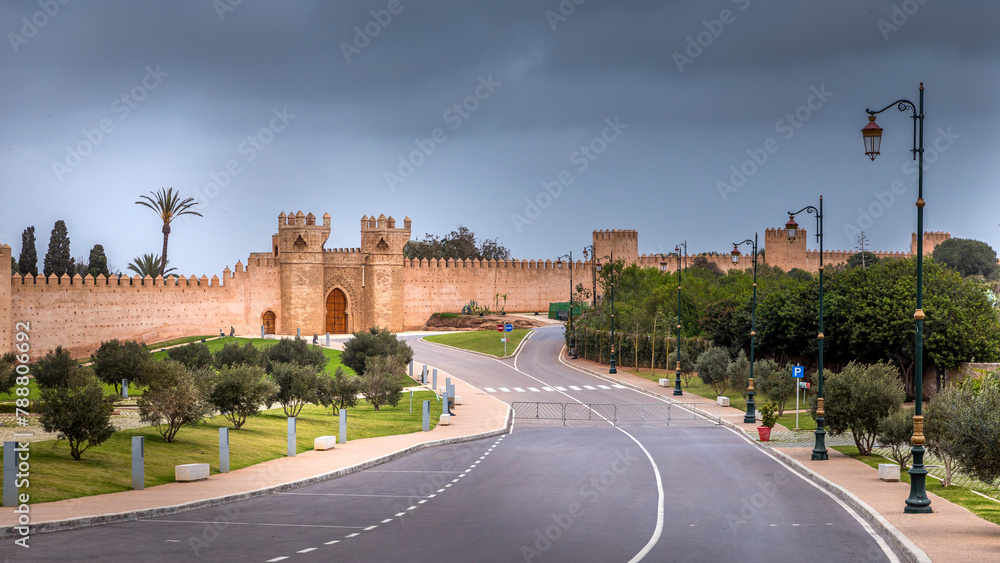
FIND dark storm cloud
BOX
[1,0,999,275]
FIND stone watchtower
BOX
[360,214,411,331]
[277,211,330,336]
[592,229,639,265]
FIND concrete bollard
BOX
[261,325,265,339]
[409,361,414,378]
[326,333,330,347]
[297,328,301,339]
[220,427,230,473]
[431,367,437,390]
[132,436,145,490]
[288,417,296,457]
[122,379,128,398]
[422,400,430,432]
[3,441,16,507]
[339,409,347,444]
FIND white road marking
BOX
[428,494,436,498]
[569,385,581,390]
[437,489,445,493]
[407,506,417,511]
[165,540,180,543]
[499,387,510,392]
[266,557,288,562]
[445,483,453,487]
[298,548,317,553]
[612,384,626,389]
[542,386,554,391]
[513,387,525,392]
[145,520,361,529]
[418,500,427,504]
[528,387,540,392]
[555,386,567,391]
[452,479,460,483]
[324,540,341,545]
[381,518,393,523]
[365,525,378,530]
[395,512,406,517]
[346,533,360,538]
[792,524,800,527]
[484,387,496,393]
[597,385,611,389]
[277,492,420,498]
[583,385,596,390]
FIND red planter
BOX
[757,426,772,442]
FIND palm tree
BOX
[135,188,202,276]
[127,253,176,278]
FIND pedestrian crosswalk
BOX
[482,384,627,394]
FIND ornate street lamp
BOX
[787,197,827,460]
[605,252,617,374]
[732,234,759,424]
[864,83,931,514]
[673,242,687,396]
[583,245,597,308]
[557,252,577,359]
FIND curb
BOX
[2,405,512,539]
[419,328,534,360]
[558,354,928,563]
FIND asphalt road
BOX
[0,327,904,562]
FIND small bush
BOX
[0,353,17,396]
[359,355,404,411]
[167,342,214,371]
[317,366,360,413]
[34,346,78,388]
[342,328,413,376]
[215,341,264,369]
[264,338,327,373]
[727,350,750,400]
[270,362,322,417]
[757,361,794,416]
[816,361,904,455]
[759,402,778,428]
[209,364,278,429]
[695,347,730,396]
[877,407,914,470]
[92,339,150,394]
[139,360,213,443]
[37,369,116,460]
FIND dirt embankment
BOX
[423,314,549,331]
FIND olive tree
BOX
[92,339,150,394]
[876,407,914,470]
[757,361,794,416]
[695,346,730,396]
[816,361,905,455]
[37,368,116,460]
[209,364,278,429]
[317,367,360,413]
[342,328,413,376]
[138,361,213,442]
[270,362,323,417]
[359,355,404,411]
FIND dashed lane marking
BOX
[528,387,540,392]
[266,557,288,562]
[297,548,317,553]
[513,387,525,392]
[583,385,596,390]
[485,387,496,392]
[569,385,581,390]
[324,540,340,545]
[499,387,510,392]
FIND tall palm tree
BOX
[135,187,202,276]
[127,253,176,277]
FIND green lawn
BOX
[832,445,1000,526]
[2,392,441,504]
[150,337,356,376]
[776,410,817,431]
[424,329,531,357]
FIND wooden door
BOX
[326,289,347,334]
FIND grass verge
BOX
[2,393,442,504]
[832,445,1000,526]
[424,329,531,357]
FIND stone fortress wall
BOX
[0,214,953,359]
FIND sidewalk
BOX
[565,354,1000,563]
[0,369,510,535]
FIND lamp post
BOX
[863,83,931,514]
[673,242,687,396]
[583,245,597,309]
[607,252,617,374]
[732,233,758,424]
[557,252,577,359]
[786,197,827,460]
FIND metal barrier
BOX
[511,402,721,426]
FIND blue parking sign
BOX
[792,365,804,378]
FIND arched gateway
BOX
[326,288,348,334]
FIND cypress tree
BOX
[87,244,109,278]
[17,226,38,276]
[43,220,72,278]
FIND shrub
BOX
[696,347,731,396]
[270,362,322,417]
[209,364,278,429]
[759,402,778,428]
[0,353,17,396]
[92,339,150,394]
[37,369,116,460]
[667,348,695,387]
[342,327,413,376]
[757,361,794,416]
[317,367,360,413]
[215,341,264,369]
[925,391,962,487]
[727,350,751,400]
[877,407,914,470]
[167,342,214,371]
[359,355,404,411]
[817,361,905,455]
[943,377,1000,483]
[33,346,77,388]
[264,338,327,373]
[138,360,213,442]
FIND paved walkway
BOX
[565,355,1000,563]
[0,369,510,534]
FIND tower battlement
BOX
[361,214,411,256]
[592,229,639,265]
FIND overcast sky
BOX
[2,0,998,275]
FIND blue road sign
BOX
[792,365,805,378]
[504,323,513,332]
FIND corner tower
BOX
[593,229,638,265]
[277,211,330,336]
[1,245,11,354]
[361,214,410,331]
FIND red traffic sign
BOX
[496,324,505,332]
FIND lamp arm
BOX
[866,99,916,118]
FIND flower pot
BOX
[757,426,772,442]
